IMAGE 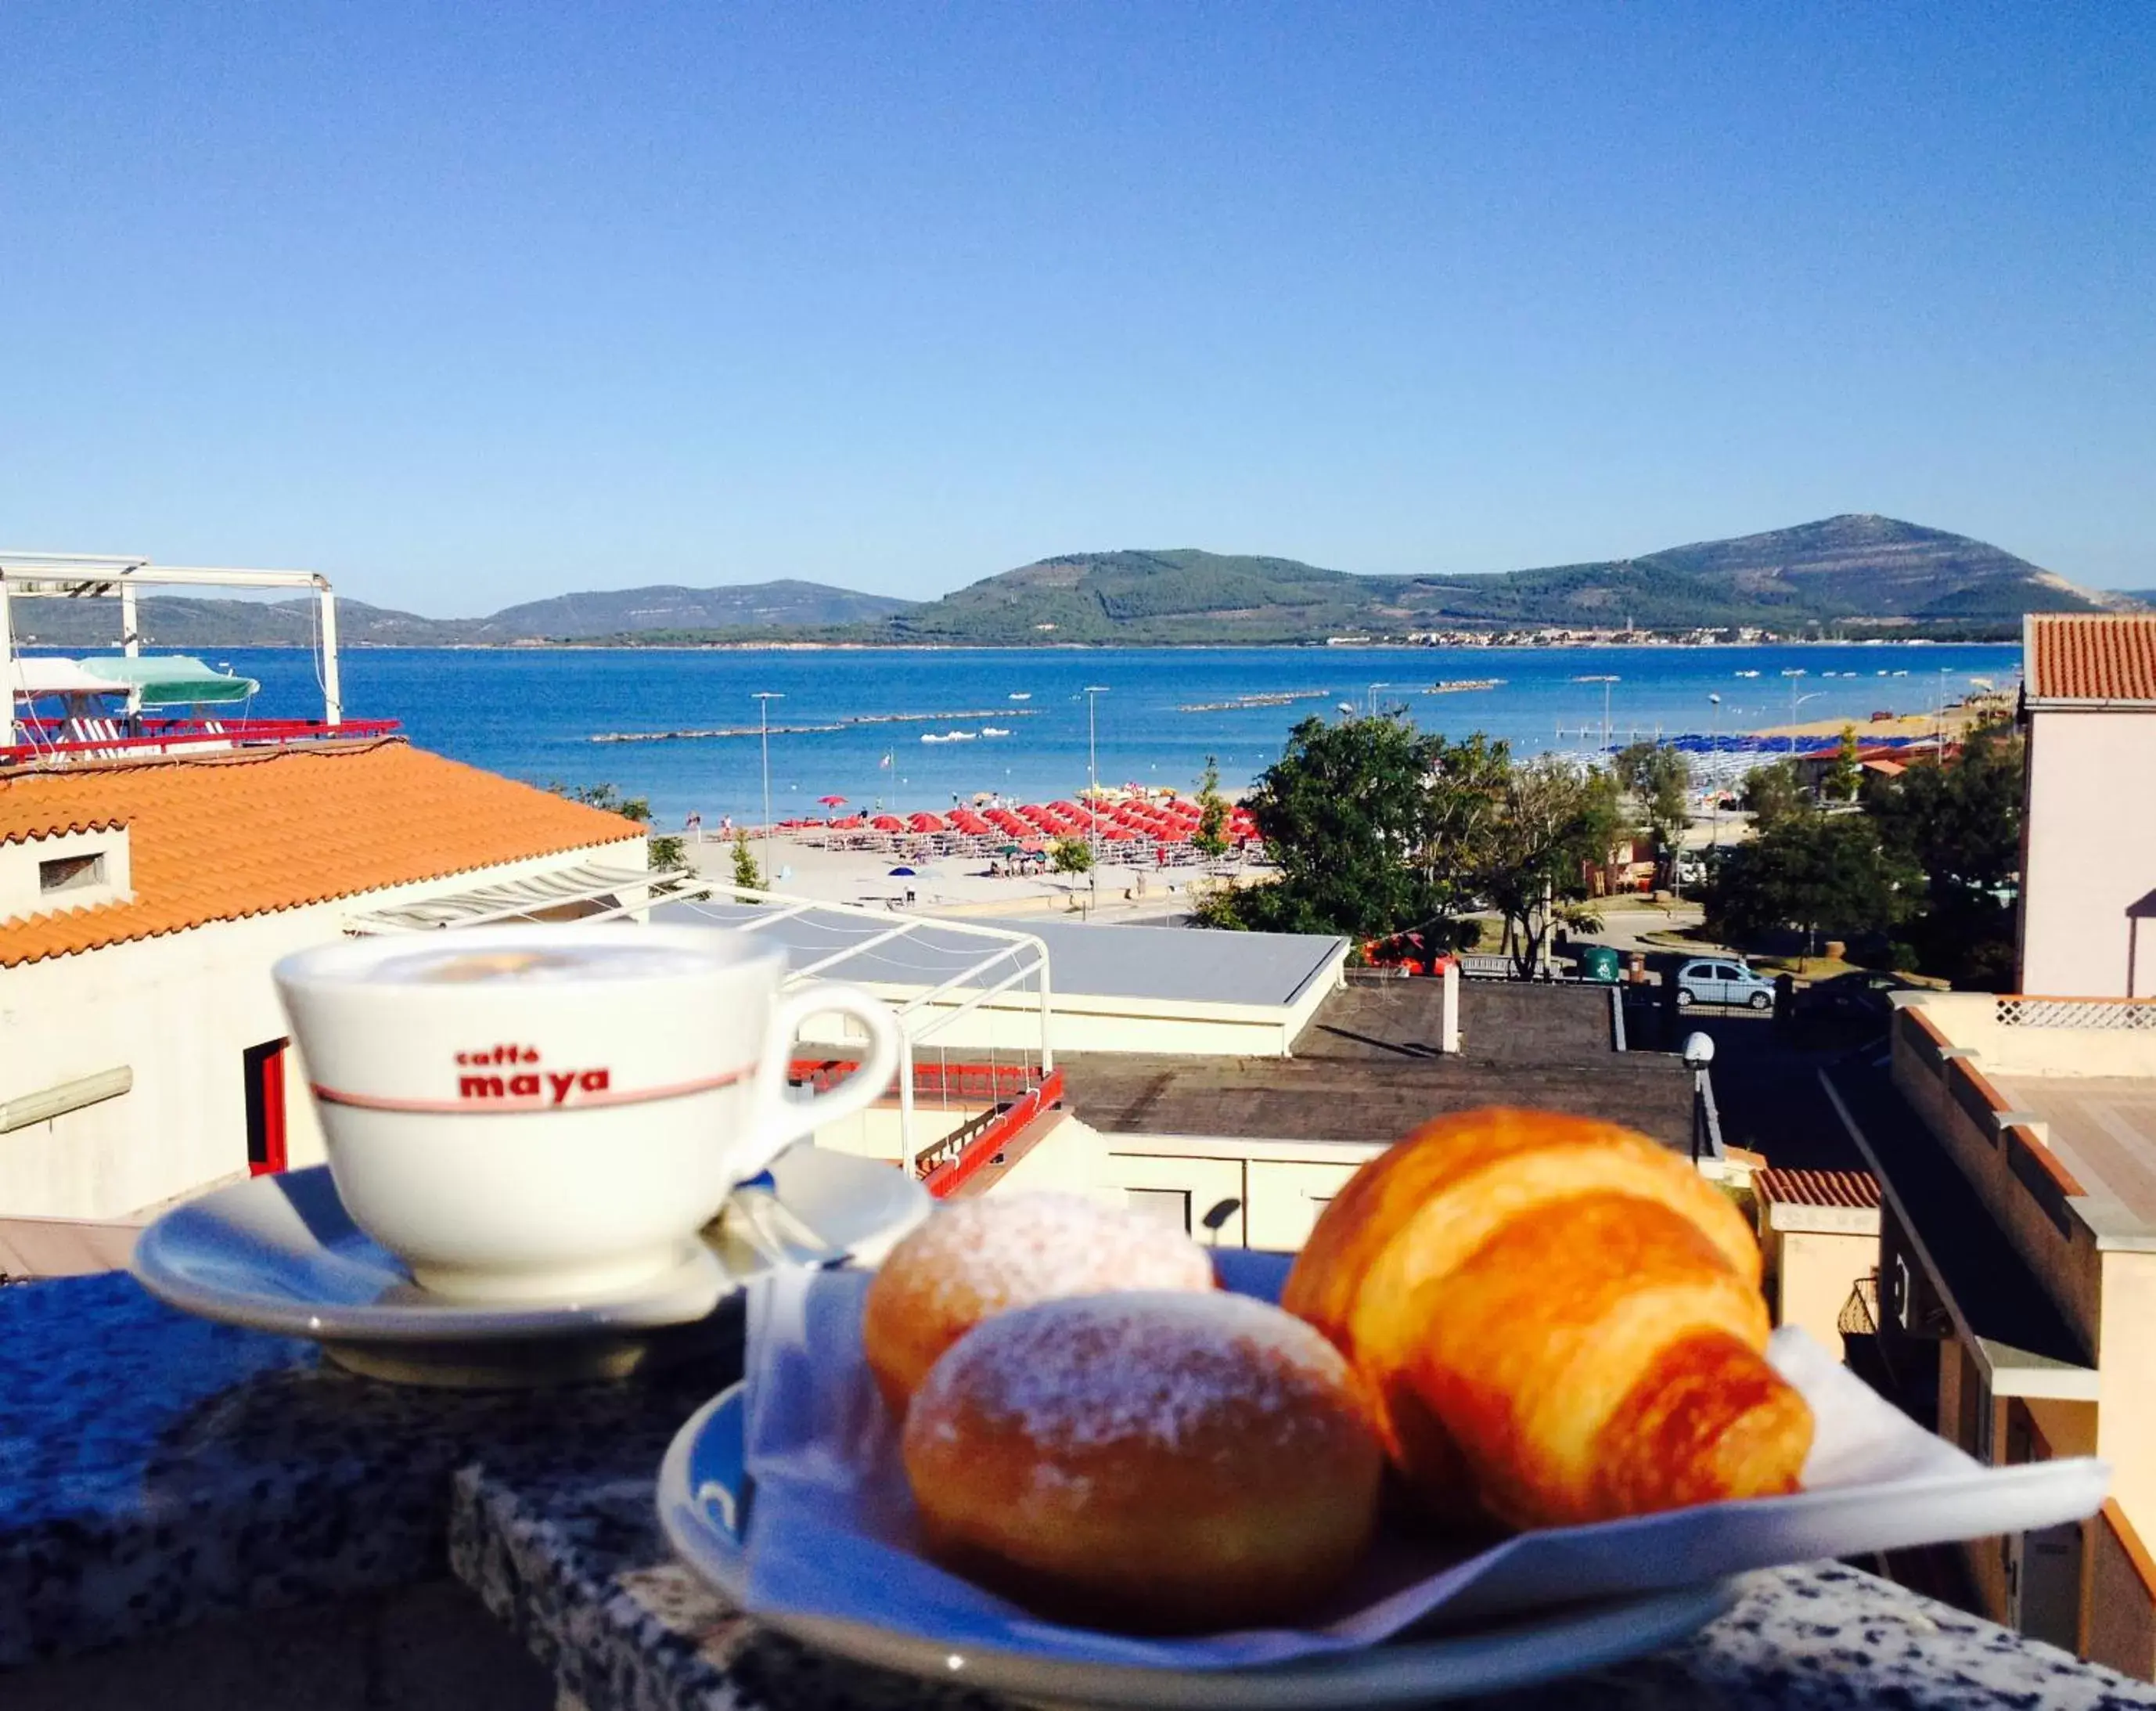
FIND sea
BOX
[176,643,2020,829]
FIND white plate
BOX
[657,1251,2109,1691]
[659,1385,1741,1709]
[131,1147,927,1382]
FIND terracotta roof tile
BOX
[0,740,643,967]
[2027,614,2156,704]
[1755,1167,1882,1211]
[0,818,125,847]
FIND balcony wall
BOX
[2089,1501,2156,1681]
[1890,1006,2102,1349]
[1898,992,2156,1079]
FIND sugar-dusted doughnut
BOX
[901,1291,1383,1634]
[862,1193,1215,1410]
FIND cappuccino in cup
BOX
[274,925,900,1302]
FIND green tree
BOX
[1202,714,1454,938]
[1613,741,1691,884]
[1862,722,2023,988]
[1193,756,1231,860]
[1740,760,1814,830]
[1706,813,1913,962]
[1823,726,1863,803]
[1469,758,1621,976]
[549,780,682,865]
[1049,835,1094,874]
[730,829,763,891]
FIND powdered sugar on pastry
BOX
[908,1192,1213,1318]
[861,1192,1216,1410]
[899,1288,1384,1632]
[924,1290,1356,1454]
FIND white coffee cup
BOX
[272,924,901,1302]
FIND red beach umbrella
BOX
[1102,827,1136,842]
[869,814,905,831]
[907,812,947,833]
[819,794,848,809]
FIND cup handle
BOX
[732,982,902,1181]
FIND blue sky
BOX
[2,3,2151,612]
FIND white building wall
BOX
[0,841,642,1219]
[2021,709,2156,998]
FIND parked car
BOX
[1673,956,1776,1010]
[1793,967,1926,1022]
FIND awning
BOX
[343,861,707,931]
[9,657,123,697]
[80,655,260,707]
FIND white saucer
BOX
[131,1145,927,1386]
[658,1386,1739,1709]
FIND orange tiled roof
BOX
[2026,613,2156,704]
[0,740,644,967]
[1755,1167,1881,1211]
[1,817,124,848]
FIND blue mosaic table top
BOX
[5,1270,2153,1709]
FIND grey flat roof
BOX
[650,900,1346,1010]
[1993,1074,2156,1241]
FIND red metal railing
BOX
[787,1057,1043,1103]
[1,717,402,767]
[923,1068,1066,1198]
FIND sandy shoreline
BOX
[682,833,1257,922]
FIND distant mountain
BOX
[462,581,914,639]
[871,515,2118,644]
[10,596,458,649]
[5,518,2107,650]
[883,551,1376,645]
[9,580,912,648]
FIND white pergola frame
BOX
[1,550,343,746]
[344,867,1055,1171]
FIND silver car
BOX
[1675,957,1776,1010]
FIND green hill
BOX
[869,515,2115,643]
[465,580,915,639]
[884,550,1379,645]
[7,516,2110,649]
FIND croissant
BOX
[1281,1107,1813,1530]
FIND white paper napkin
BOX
[731,1265,2107,1670]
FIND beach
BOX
[685,829,1256,921]
[156,640,2021,827]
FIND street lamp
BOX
[1787,687,1824,761]
[752,691,783,888]
[1682,1031,1716,1162]
[1572,675,1620,752]
[1367,682,1390,717]
[1084,686,1109,910]
[1708,693,1722,849]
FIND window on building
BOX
[1125,1188,1193,1234]
[38,852,106,894]
[243,1039,290,1176]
